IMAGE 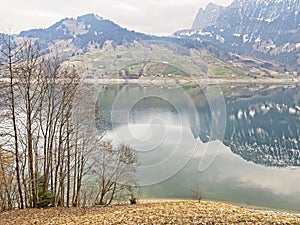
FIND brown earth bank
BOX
[0,201,300,225]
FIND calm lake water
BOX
[95,83,300,212]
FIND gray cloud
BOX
[0,0,234,35]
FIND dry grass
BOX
[0,201,299,225]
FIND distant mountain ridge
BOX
[18,13,153,50]
[175,0,300,72]
[9,13,230,71]
[1,9,298,77]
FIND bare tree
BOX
[14,40,44,208]
[69,85,96,207]
[0,34,25,209]
[191,183,202,203]
[0,34,140,211]
[0,36,84,209]
[92,141,138,206]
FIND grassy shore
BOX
[1,200,299,224]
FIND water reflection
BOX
[96,84,300,211]
[191,85,300,167]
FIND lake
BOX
[95,83,300,212]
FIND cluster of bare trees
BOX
[0,35,138,211]
[91,141,138,206]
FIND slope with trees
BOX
[0,35,138,211]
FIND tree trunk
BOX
[7,36,24,209]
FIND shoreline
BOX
[1,77,298,85]
[139,198,300,216]
[81,77,299,85]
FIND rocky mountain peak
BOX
[177,0,300,71]
[192,3,224,30]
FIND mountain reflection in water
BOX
[95,84,300,211]
[193,85,300,167]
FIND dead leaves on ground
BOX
[0,201,299,224]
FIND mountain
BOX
[17,13,154,57]
[192,3,224,30]
[1,11,298,78]
[175,0,300,73]
[11,13,236,75]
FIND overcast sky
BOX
[0,0,234,36]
